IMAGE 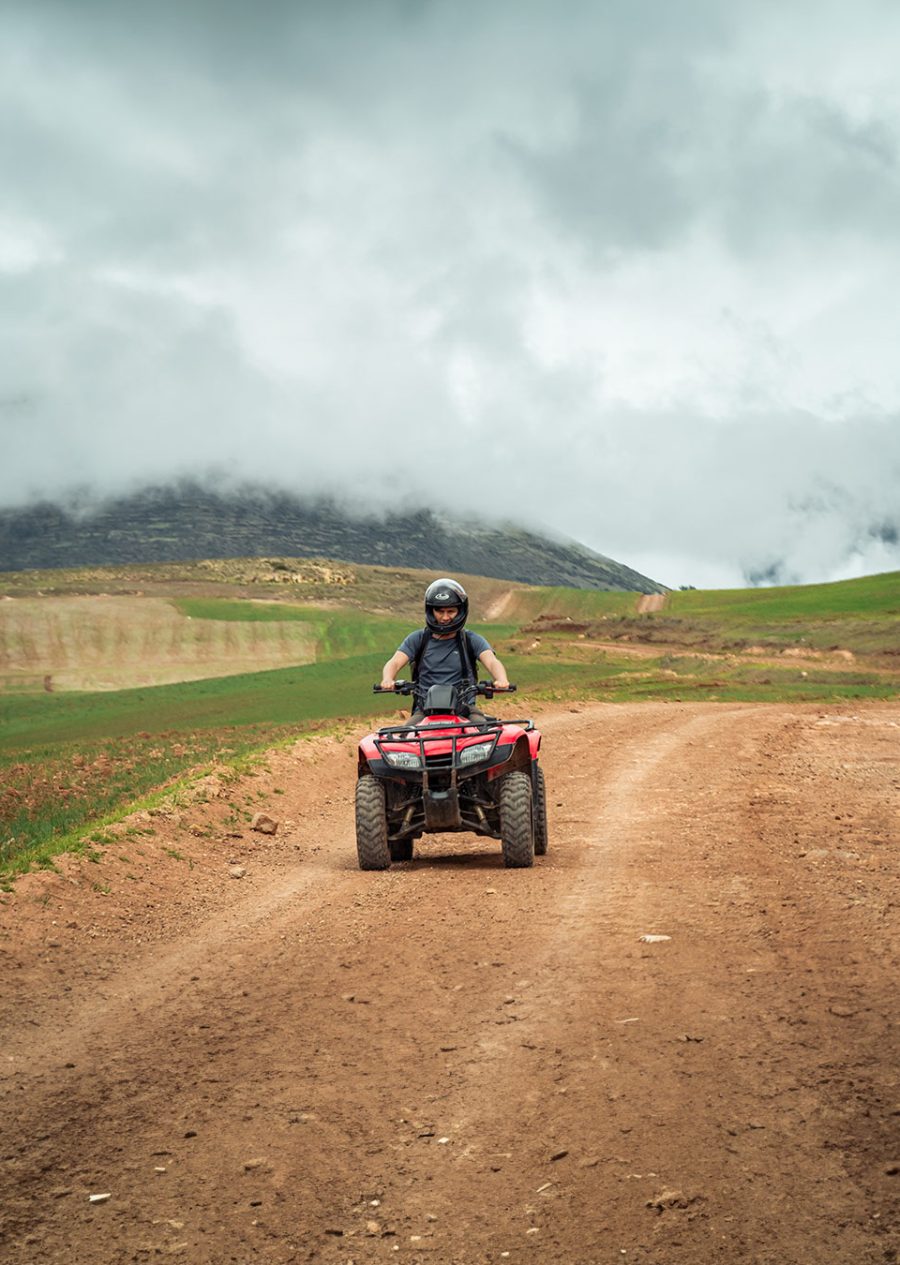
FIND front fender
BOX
[487,734,531,781]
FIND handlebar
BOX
[476,682,517,699]
[373,682,516,698]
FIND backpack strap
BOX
[409,629,427,683]
[458,629,479,683]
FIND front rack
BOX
[376,716,534,738]
[373,721,502,768]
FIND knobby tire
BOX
[499,770,535,868]
[355,776,391,871]
[534,765,549,856]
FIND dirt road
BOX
[1,702,898,1264]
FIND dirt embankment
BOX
[1,702,898,1264]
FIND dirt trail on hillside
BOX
[1,703,898,1264]
[636,594,668,614]
[483,589,517,621]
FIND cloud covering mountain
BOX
[2,0,899,587]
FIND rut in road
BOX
[1,702,897,1265]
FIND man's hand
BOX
[379,678,397,691]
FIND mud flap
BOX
[424,786,461,830]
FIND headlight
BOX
[384,750,422,769]
[459,741,493,766]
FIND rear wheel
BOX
[533,765,549,856]
[355,776,390,870]
[389,838,414,862]
[499,771,534,868]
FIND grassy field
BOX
[520,572,900,656]
[670,571,900,620]
[1,563,897,879]
[0,727,283,879]
[659,572,900,654]
[171,598,419,661]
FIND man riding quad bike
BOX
[354,579,549,869]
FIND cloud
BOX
[510,80,900,261]
[2,0,899,586]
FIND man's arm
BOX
[478,648,510,689]
[380,650,410,690]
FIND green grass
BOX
[173,598,413,658]
[669,571,900,621]
[0,729,262,879]
[659,574,900,655]
[0,653,385,751]
[171,598,509,661]
[172,598,319,622]
[517,572,900,656]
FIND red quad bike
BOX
[355,680,549,870]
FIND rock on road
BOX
[1,702,898,1264]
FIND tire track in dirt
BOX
[1,702,897,1264]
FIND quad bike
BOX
[355,680,549,870]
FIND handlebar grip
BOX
[475,682,517,696]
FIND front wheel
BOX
[499,771,535,868]
[355,776,391,870]
[533,765,549,856]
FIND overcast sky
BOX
[2,0,899,588]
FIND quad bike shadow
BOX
[355,680,549,870]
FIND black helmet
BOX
[424,577,469,634]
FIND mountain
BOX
[0,484,665,593]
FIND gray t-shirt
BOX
[398,628,491,708]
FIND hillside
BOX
[1,564,897,700]
[0,484,664,592]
